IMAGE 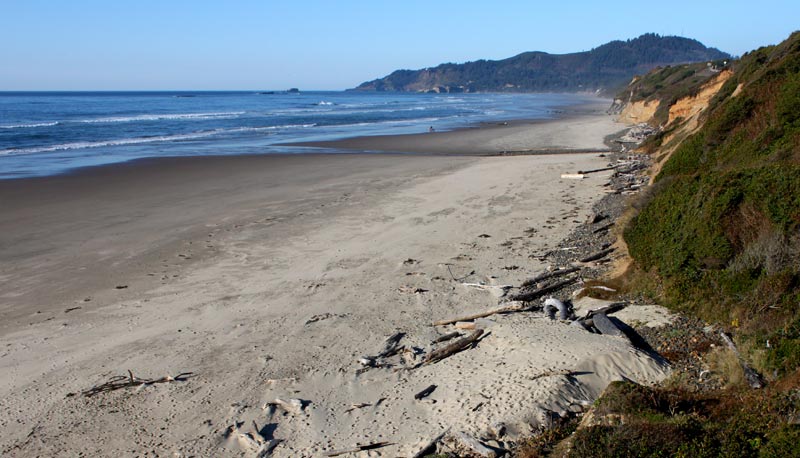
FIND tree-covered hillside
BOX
[352,34,729,94]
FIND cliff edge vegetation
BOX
[522,31,800,458]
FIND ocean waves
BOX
[0,91,591,178]
[0,123,319,157]
[78,111,245,124]
[0,121,60,129]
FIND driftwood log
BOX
[578,165,619,175]
[422,330,484,365]
[433,302,526,326]
[510,277,578,302]
[720,331,764,389]
[579,248,615,263]
[521,266,580,288]
[592,222,615,234]
[432,331,461,344]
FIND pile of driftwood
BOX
[615,123,658,145]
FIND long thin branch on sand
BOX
[433,302,526,326]
[82,370,194,397]
[510,277,578,302]
[323,442,393,457]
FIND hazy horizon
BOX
[2,0,798,91]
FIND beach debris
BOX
[544,297,570,320]
[719,331,764,389]
[114,285,128,289]
[64,306,82,313]
[433,302,526,326]
[375,332,405,358]
[443,431,497,458]
[357,332,406,370]
[82,370,194,397]
[616,123,658,144]
[323,441,393,457]
[266,398,306,415]
[403,258,420,265]
[478,233,492,238]
[560,173,585,180]
[411,429,450,458]
[414,384,437,400]
[455,321,477,330]
[579,247,615,263]
[432,331,462,344]
[422,329,484,365]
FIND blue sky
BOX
[1,0,798,90]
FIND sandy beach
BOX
[0,113,670,457]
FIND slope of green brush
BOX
[626,31,800,377]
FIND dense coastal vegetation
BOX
[523,31,800,458]
[352,34,729,94]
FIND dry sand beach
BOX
[0,113,671,457]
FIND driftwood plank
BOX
[510,277,578,302]
[422,330,484,365]
[591,313,625,337]
[433,302,526,326]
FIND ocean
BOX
[0,91,598,179]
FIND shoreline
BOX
[0,111,669,457]
[284,111,623,155]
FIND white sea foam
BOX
[0,124,316,157]
[316,101,334,106]
[0,131,220,156]
[78,112,245,124]
[0,121,59,129]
